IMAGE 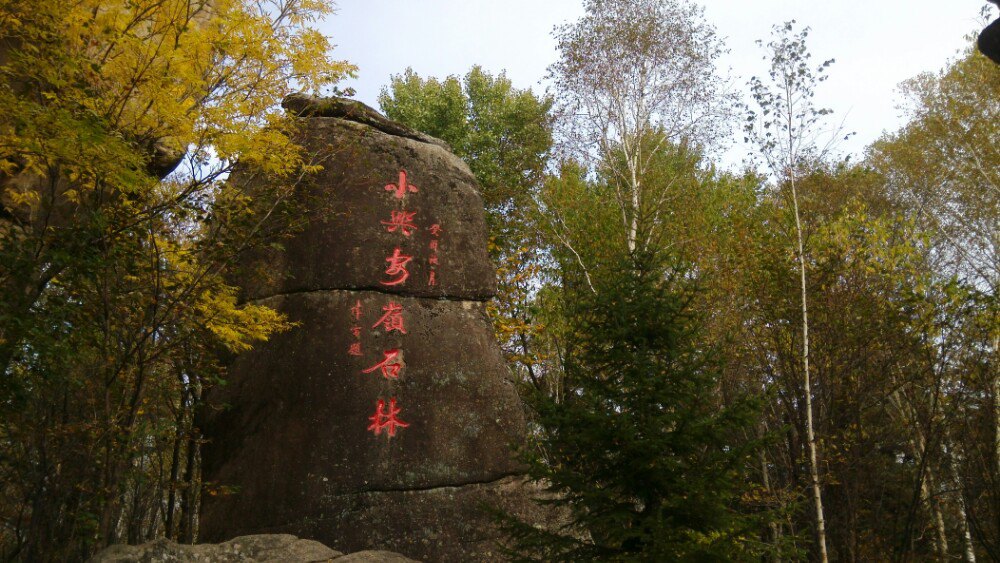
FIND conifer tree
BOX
[505,250,783,561]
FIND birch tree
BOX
[745,22,842,562]
[870,42,998,560]
[548,0,730,255]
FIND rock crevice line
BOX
[335,472,525,497]
[241,285,492,307]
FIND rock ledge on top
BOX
[281,94,449,150]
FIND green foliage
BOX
[549,0,730,255]
[869,46,999,292]
[379,66,554,382]
[0,0,352,558]
[504,251,783,561]
[867,41,1000,557]
[0,2,995,561]
[379,66,553,228]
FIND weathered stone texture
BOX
[90,534,419,562]
[247,476,556,562]
[200,99,533,562]
[91,534,339,562]
[236,118,496,302]
[200,291,525,509]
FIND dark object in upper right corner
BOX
[981,2,1000,64]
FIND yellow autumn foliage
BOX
[1,0,355,212]
[0,2,354,556]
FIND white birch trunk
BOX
[789,172,828,563]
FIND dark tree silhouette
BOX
[980,1,1000,64]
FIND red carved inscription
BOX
[362,349,404,380]
[381,210,418,237]
[385,170,418,199]
[381,248,413,286]
[367,398,410,437]
[372,302,407,334]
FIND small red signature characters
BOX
[382,248,413,286]
[348,301,363,356]
[381,210,418,237]
[385,170,418,200]
[428,223,442,286]
[362,349,404,379]
[367,398,410,437]
[372,302,407,334]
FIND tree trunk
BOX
[922,468,950,561]
[993,332,1000,502]
[945,440,977,562]
[789,173,828,563]
[179,378,203,544]
[893,390,950,559]
[760,447,783,561]
[165,394,187,539]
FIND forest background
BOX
[0,0,997,561]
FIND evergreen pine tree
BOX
[504,251,781,561]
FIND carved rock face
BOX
[236,118,496,302]
[200,103,529,561]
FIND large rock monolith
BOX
[199,97,535,561]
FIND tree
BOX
[504,250,780,562]
[549,0,730,255]
[379,66,552,230]
[870,46,998,296]
[0,0,353,377]
[379,66,554,382]
[745,21,842,562]
[0,0,353,558]
[869,40,999,560]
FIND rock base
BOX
[90,534,417,563]
[201,476,555,562]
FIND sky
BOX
[320,1,993,168]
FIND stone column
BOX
[199,99,531,561]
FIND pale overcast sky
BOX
[321,1,993,167]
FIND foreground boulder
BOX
[198,98,536,561]
[90,534,416,562]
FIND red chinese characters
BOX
[381,210,418,237]
[367,398,410,437]
[427,223,442,287]
[382,248,413,286]
[348,300,363,356]
[362,349,404,380]
[357,170,435,440]
[385,170,418,199]
[372,302,407,334]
